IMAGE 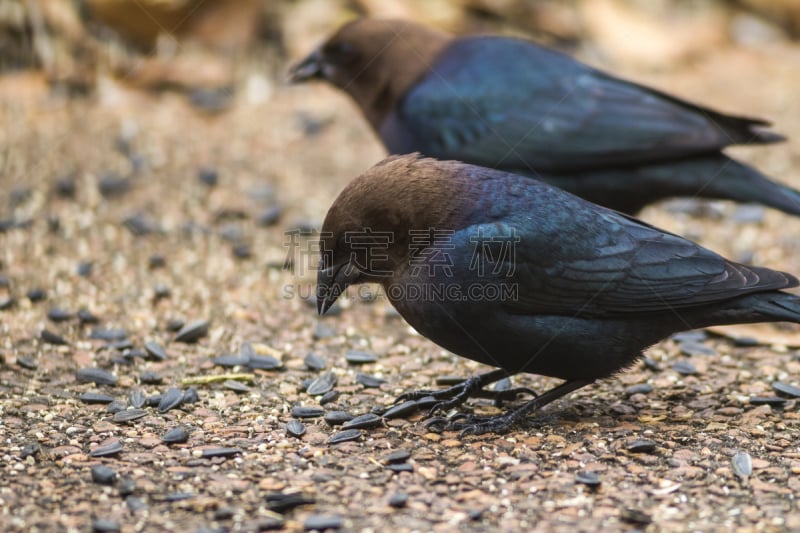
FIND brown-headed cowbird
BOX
[290,18,800,216]
[317,154,800,435]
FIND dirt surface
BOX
[2,22,800,533]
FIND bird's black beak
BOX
[316,263,360,315]
[288,50,324,83]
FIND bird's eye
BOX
[323,42,357,64]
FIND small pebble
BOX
[620,509,652,526]
[732,451,753,479]
[20,443,40,459]
[76,262,93,277]
[91,465,117,485]
[257,205,283,226]
[148,254,166,269]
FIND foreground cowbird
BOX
[317,154,800,435]
[291,19,800,216]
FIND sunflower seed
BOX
[303,515,342,531]
[345,350,377,364]
[672,361,698,375]
[90,441,123,457]
[749,396,787,406]
[47,308,73,322]
[144,341,167,361]
[266,492,315,513]
[327,429,362,444]
[355,373,385,388]
[627,440,657,454]
[772,381,800,398]
[575,470,601,487]
[128,390,147,408]
[76,368,117,386]
[201,447,241,458]
[106,400,127,414]
[291,406,325,419]
[248,354,282,370]
[158,387,184,413]
[324,411,353,426]
[381,400,418,420]
[386,463,413,473]
[625,383,653,396]
[286,419,306,438]
[383,450,411,464]
[113,409,147,423]
[223,380,250,393]
[80,392,115,404]
[91,465,117,485]
[620,509,651,525]
[89,328,127,341]
[212,354,249,367]
[436,376,465,386]
[139,371,163,384]
[174,320,209,343]
[341,413,382,430]
[162,426,190,444]
[388,493,408,508]
[304,352,326,371]
[77,309,100,324]
[182,387,200,404]
[91,518,121,532]
[319,390,340,405]
[41,329,68,345]
[306,371,337,396]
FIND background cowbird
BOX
[317,154,800,435]
[291,18,800,216]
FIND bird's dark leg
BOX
[394,368,536,414]
[426,379,593,436]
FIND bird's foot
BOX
[393,369,533,416]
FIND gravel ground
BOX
[1,37,800,532]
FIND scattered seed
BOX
[232,243,252,259]
[106,400,127,413]
[386,463,413,473]
[98,173,131,197]
[312,323,335,340]
[89,328,128,342]
[76,262,93,277]
[627,440,657,454]
[303,515,342,531]
[143,341,167,361]
[47,308,73,322]
[772,381,800,398]
[139,371,163,384]
[161,492,194,502]
[732,451,753,479]
[671,331,707,343]
[105,339,133,351]
[80,392,115,404]
[19,443,39,460]
[620,509,651,526]
[383,450,411,464]
[128,390,147,408]
[328,429,362,444]
[414,396,439,410]
[26,288,47,302]
[672,361,698,375]
[267,492,315,513]
[575,471,601,487]
[16,356,37,370]
[77,309,100,324]
[201,447,241,458]
[165,318,184,332]
[306,371,337,396]
[41,329,68,345]
[182,387,200,404]
[91,465,117,485]
[286,419,306,438]
[113,409,147,423]
[257,205,283,226]
[341,413,382,430]
[162,426,190,444]
[123,213,159,236]
[642,356,662,371]
[117,476,136,497]
[493,377,512,391]
[247,354,282,370]
[382,400,418,420]
[436,376,465,386]
[300,378,314,391]
[625,383,653,396]
[223,380,250,393]
[388,493,408,508]
[291,406,325,419]
[92,518,121,533]
[749,396,787,406]
[90,441,123,457]
[355,373,385,388]
[198,166,218,187]
[319,390,340,405]
[304,352,326,371]
[679,341,717,357]
[158,387,184,413]
[76,368,118,386]
[174,320,209,343]
[324,411,354,426]
[345,350,377,364]
[212,354,250,367]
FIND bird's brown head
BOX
[289,18,450,130]
[316,154,473,315]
